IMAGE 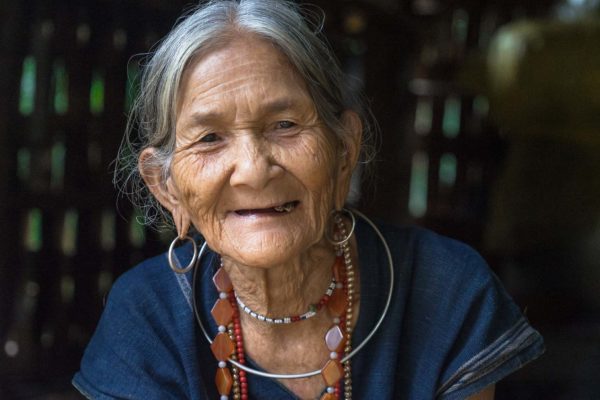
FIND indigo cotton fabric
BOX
[73,219,544,399]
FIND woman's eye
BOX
[199,133,220,143]
[276,121,296,129]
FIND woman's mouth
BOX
[235,201,299,216]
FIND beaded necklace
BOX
[208,215,355,399]
[235,277,336,324]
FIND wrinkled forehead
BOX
[176,34,311,111]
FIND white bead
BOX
[220,396,228,400]
[219,292,228,299]
[333,317,341,324]
[218,325,226,333]
[327,386,335,394]
[218,361,227,368]
[330,351,338,359]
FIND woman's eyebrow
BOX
[185,111,223,129]
[183,97,302,129]
[260,97,297,114]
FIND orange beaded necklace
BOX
[208,216,355,400]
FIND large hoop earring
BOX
[168,235,198,274]
[325,208,356,246]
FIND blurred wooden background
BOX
[1,0,598,399]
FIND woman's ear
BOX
[334,110,362,209]
[139,148,191,238]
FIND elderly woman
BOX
[73,1,543,399]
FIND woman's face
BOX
[157,36,357,267]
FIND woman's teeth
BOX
[274,202,295,213]
[235,201,298,215]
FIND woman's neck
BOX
[220,239,335,320]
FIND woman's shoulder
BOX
[362,218,489,279]
[356,217,544,399]
[73,244,198,399]
[112,251,171,291]
[109,241,195,303]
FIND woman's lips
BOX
[234,201,299,216]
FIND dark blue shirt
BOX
[73,219,544,399]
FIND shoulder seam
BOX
[170,252,194,311]
[435,317,540,397]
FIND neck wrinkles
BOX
[221,239,335,319]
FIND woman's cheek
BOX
[172,154,224,233]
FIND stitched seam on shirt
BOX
[435,317,533,396]
[169,253,194,311]
[71,379,94,400]
[437,320,538,396]
[444,327,539,395]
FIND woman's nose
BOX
[229,136,283,189]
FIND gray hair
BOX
[116,0,376,227]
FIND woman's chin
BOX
[220,234,308,269]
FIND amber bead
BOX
[320,393,337,400]
[321,359,344,387]
[211,332,234,361]
[215,367,233,395]
[213,267,233,292]
[333,256,344,282]
[328,288,347,317]
[211,298,234,326]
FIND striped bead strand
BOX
[227,324,241,400]
[236,278,336,324]
[321,215,355,400]
[337,215,354,400]
[229,291,249,400]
